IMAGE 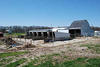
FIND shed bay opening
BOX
[69,29,81,38]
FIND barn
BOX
[69,20,94,38]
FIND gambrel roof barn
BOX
[69,20,94,38]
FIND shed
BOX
[69,20,94,38]
[94,31,100,37]
[26,28,70,41]
[0,32,3,38]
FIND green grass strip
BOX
[5,58,26,67]
[0,51,28,58]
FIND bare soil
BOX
[0,37,100,63]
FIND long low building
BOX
[26,28,70,41]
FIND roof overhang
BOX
[69,27,81,30]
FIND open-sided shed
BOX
[26,28,70,41]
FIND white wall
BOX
[57,30,69,33]
[95,31,100,36]
[54,32,70,40]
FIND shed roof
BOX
[29,29,52,32]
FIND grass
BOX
[12,33,25,35]
[5,58,26,67]
[23,53,87,67]
[0,40,5,45]
[87,58,100,67]
[80,44,100,54]
[23,57,100,67]
[62,58,100,67]
[24,57,100,67]
[0,58,13,67]
[23,53,61,67]
[40,53,60,58]
[0,52,99,67]
[5,33,25,37]
[0,51,28,58]
[48,53,60,57]
[61,58,88,67]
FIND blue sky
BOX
[0,0,100,27]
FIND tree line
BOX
[0,26,100,33]
[91,26,100,31]
[0,26,51,33]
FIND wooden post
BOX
[31,39,32,45]
[25,37,26,45]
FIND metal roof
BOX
[69,27,81,30]
[70,20,89,28]
[29,29,52,32]
[28,28,68,32]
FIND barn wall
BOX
[81,25,94,36]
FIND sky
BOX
[0,0,100,27]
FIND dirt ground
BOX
[0,37,100,58]
[0,37,100,67]
[24,37,100,58]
